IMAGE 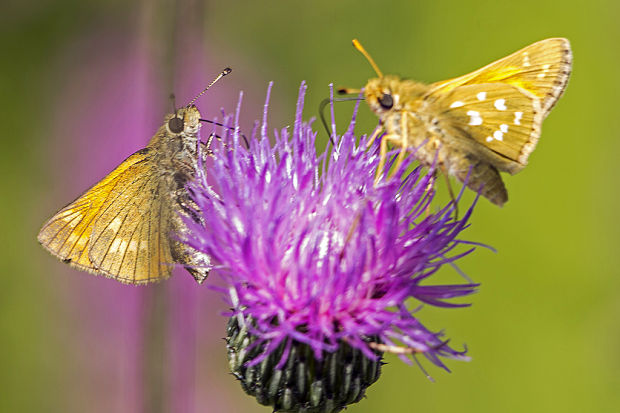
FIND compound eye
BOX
[168,117,184,133]
[378,93,394,109]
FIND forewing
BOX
[434,83,543,169]
[429,38,572,117]
[88,159,174,285]
[38,149,152,274]
[38,148,173,284]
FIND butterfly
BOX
[343,38,572,206]
[37,68,233,285]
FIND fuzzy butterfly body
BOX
[37,69,232,284]
[357,38,572,206]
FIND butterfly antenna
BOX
[170,93,179,118]
[318,97,335,145]
[319,96,362,144]
[187,67,232,107]
[337,87,361,95]
[352,39,383,78]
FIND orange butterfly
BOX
[345,38,572,206]
[38,69,232,284]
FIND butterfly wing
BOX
[428,38,572,117]
[431,83,544,172]
[87,159,174,285]
[37,148,174,284]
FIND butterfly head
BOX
[364,75,428,119]
[166,105,202,136]
[364,76,398,116]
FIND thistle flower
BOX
[184,83,480,412]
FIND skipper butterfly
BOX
[37,68,233,284]
[344,38,572,206]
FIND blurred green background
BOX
[2,0,619,412]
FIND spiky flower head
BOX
[184,83,480,412]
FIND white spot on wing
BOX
[128,240,138,252]
[476,91,487,101]
[109,238,123,254]
[108,217,123,233]
[500,124,509,133]
[537,64,551,79]
[450,101,465,108]
[467,110,482,125]
[514,111,523,125]
[523,52,531,67]
[486,136,493,142]
[493,130,504,141]
[494,99,507,110]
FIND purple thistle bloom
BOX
[185,82,480,411]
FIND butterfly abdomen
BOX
[403,134,509,206]
[447,149,508,206]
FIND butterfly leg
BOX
[443,173,459,220]
[423,170,437,218]
[387,113,410,180]
[387,145,408,180]
[339,205,364,261]
[195,133,233,170]
[374,133,390,185]
[199,119,250,148]
[203,132,233,153]
[366,125,384,149]
[205,133,215,151]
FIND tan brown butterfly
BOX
[343,38,572,206]
[37,68,233,284]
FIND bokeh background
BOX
[2,0,619,412]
